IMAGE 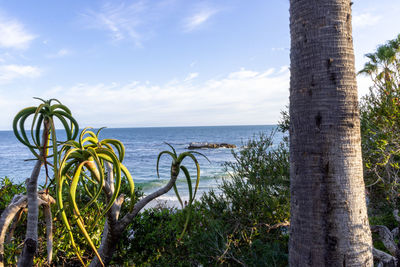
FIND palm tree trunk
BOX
[289,0,373,265]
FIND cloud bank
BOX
[353,12,381,28]
[0,13,35,49]
[0,67,289,129]
[0,64,41,83]
[183,7,219,32]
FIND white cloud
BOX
[82,1,146,46]
[184,72,198,81]
[271,47,288,52]
[278,66,289,74]
[353,12,381,28]
[184,7,218,32]
[228,68,261,79]
[35,67,289,128]
[46,48,71,58]
[0,64,41,83]
[0,13,35,49]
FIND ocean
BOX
[0,125,279,207]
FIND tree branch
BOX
[373,248,396,267]
[5,209,24,244]
[89,194,124,267]
[394,210,400,223]
[391,227,399,239]
[118,163,179,231]
[38,191,55,265]
[0,194,27,267]
[371,225,397,255]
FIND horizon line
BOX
[0,123,277,132]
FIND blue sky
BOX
[0,0,399,130]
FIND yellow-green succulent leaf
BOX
[101,139,125,162]
[164,142,177,157]
[121,163,135,207]
[96,127,107,137]
[173,183,184,208]
[177,152,201,199]
[13,107,36,148]
[33,113,44,148]
[53,112,72,140]
[156,151,177,178]
[52,109,79,140]
[180,165,193,204]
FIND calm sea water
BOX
[0,125,279,206]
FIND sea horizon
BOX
[0,123,276,132]
[0,125,282,208]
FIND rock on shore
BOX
[187,142,236,149]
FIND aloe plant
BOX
[57,128,134,266]
[157,143,209,239]
[1,99,206,266]
[0,98,79,267]
[88,144,208,267]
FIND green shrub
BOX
[114,130,290,266]
[198,130,290,266]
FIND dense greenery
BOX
[114,130,290,266]
[360,34,400,226]
[357,34,400,264]
[0,176,138,266]
[0,129,290,266]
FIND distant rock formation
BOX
[187,142,236,149]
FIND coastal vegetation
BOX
[359,33,400,265]
[0,0,398,263]
[0,33,399,266]
[0,99,206,266]
[0,127,290,266]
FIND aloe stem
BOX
[18,118,49,267]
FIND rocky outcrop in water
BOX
[187,142,236,149]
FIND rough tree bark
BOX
[289,0,373,265]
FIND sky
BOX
[0,0,399,130]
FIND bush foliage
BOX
[111,130,290,266]
[0,128,290,266]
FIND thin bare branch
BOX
[5,209,24,244]
[391,227,399,238]
[393,209,400,223]
[373,248,396,266]
[371,225,397,255]
[119,163,180,231]
[42,202,53,265]
[0,195,27,267]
